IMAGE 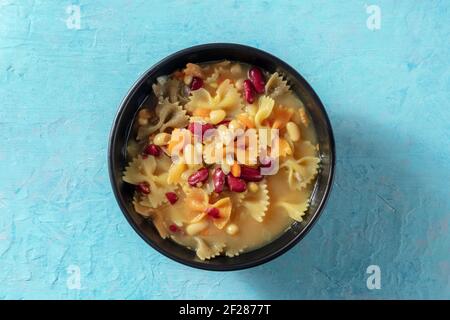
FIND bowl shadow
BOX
[233,113,428,299]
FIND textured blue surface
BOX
[0,0,449,299]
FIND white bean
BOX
[186,221,209,236]
[153,132,171,146]
[226,224,239,235]
[286,121,300,142]
[235,79,244,91]
[221,163,231,175]
[184,74,193,85]
[230,64,242,76]
[248,182,259,193]
[138,109,151,126]
[209,109,226,125]
[228,119,244,131]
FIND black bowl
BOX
[108,43,335,271]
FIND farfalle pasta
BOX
[137,99,189,140]
[186,79,242,116]
[123,61,320,260]
[238,180,270,222]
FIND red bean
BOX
[249,67,265,94]
[226,175,247,193]
[143,144,161,157]
[137,182,150,194]
[206,207,221,219]
[259,157,272,168]
[216,119,231,127]
[243,79,256,104]
[165,192,178,205]
[187,122,196,134]
[212,168,226,193]
[188,122,214,141]
[190,77,203,90]
[240,165,263,182]
[188,167,209,187]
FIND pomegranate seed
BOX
[188,167,209,187]
[169,224,178,232]
[240,165,263,182]
[248,67,266,94]
[243,79,256,104]
[206,207,221,219]
[226,175,247,193]
[137,182,150,194]
[144,144,161,157]
[190,77,203,90]
[165,192,178,205]
[212,168,226,193]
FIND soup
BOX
[123,61,320,260]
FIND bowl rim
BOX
[108,43,335,271]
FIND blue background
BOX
[0,0,449,299]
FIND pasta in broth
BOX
[123,60,320,260]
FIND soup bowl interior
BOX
[108,43,335,271]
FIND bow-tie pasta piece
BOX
[195,237,225,260]
[126,139,143,159]
[184,188,209,223]
[213,79,241,112]
[225,246,247,258]
[183,63,204,79]
[152,212,170,239]
[277,137,294,157]
[137,99,189,140]
[157,188,186,227]
[186,80,242,116]
[167,162,187,185]
[152,76,189,104]
[265,72,290,98]
[276,199,309,222]
[124,155,176,208]
[205,66,232,89]
[281,156,320,190]
[254,96,275,128]
[210,197,232,229]
[267,105,293,129]
[217,189,247,209]
[123,156,146,184]
[239,180,270,222]
[132,195,154,217]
